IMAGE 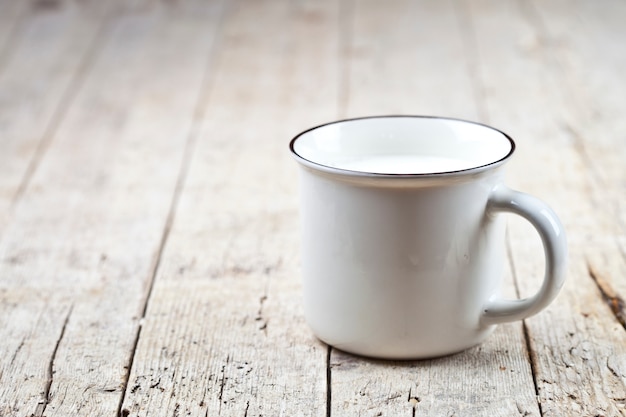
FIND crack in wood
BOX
[587,262,626,330]
[218,365,227,401]
[117,316,144,417]
[256,295,268,333]
[33,305,73,417]
[217,361,227,415]
[326,346,332,417]
[9,336,25,367]
[408,386,420,417]
[607,358,623,380]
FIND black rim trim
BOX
[289,115,516,178]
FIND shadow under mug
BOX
[290,116,567,359]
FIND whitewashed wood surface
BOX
[0,0,624,416]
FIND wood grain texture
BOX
[467,0,626,415]
[0,3,222,416]
[526,0,626,318]
[344,0,480,120]
[120,0,341,416]
[0,1,26,67]
[0,0,623,416]
[0,2,105,235]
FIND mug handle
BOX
[481,185,567,326]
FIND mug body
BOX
[291,116,515,359]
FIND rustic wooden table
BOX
[0,0,624,416]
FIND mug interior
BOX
[290,116,515,176]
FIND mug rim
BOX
[289,115,516,178]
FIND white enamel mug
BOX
[290,116,567,359]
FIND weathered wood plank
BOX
[0,2,105,235]
[467,0,626,415]
[329,0,540,416]
[0,1,25,66]
[0,3,222,416]
[0,1,622,416]
[120,0,341,416]
[529,0,626,224]
[524,0,626,318]
[344,0,480,119]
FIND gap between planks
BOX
[115,1,229,416]
[12,18,110,207]
[517,0,626,333]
